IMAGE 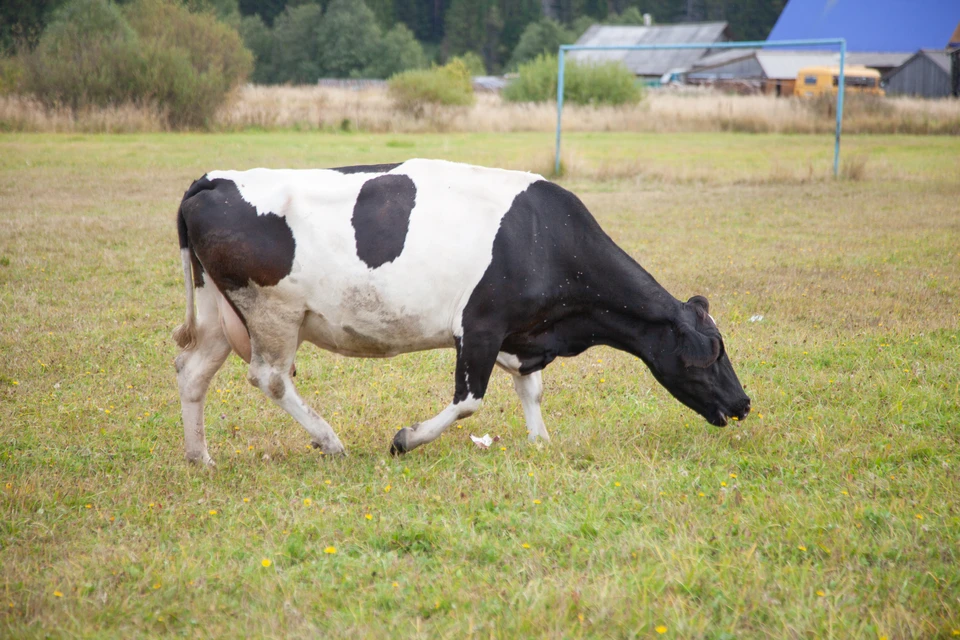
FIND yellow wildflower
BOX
[324,546,336,554]
[261,559,271,568]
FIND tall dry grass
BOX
[2,84,958,134]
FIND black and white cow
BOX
[173,159,750,464]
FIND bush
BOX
[388,58,474,115]
[450,51,485,76]
[124,0,252,127]
[20,0,143,110]
[19,0,251,128]
[503,53,643,106]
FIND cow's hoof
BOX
[390,428,412,456]
[186,452,215,467]
[311,441,347,456]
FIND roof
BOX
[767,0,960,52]
[570,22,731,76]
[689,50,847,80]
[846,52,913,69]
[888,50,953,77]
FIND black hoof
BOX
[390,427,411,456]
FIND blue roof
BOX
[766,0,960,52]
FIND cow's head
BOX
[642,296,750,426]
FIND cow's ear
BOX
[680,327,721,368]
[688,295,709,314]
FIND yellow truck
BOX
[794,65,884,97]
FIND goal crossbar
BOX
[555,38,848,177]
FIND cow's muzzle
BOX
[710,397,751,427]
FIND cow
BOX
[173,159,750,465]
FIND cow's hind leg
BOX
[496,353,549,443]
[245,317,346,456]
[391,333,501,455]
[175,284,232,466]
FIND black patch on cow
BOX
[179,178,296,291]
[331,163,401,175]
[351,174,416,269]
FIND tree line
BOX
[3,0,786,78]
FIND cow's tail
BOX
[173,202,198,350]
[172,178,214,351]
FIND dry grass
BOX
[3,85,959,135]
[0,95,167,133]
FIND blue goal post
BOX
[555,38,848,177]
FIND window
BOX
[804,76,817,85]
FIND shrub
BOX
[124,0,252,127]
[20,0,144,110]
[503,53,643,106]
[19,0,251,128]
[450,51,485,76]
[388,58,474,115]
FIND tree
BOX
[508,17,574,70]
[0,0,67,53]
[271,2,324,83]
[366,23,427,79]
[238,14,275,82]
[316,0,380,78]
[606,7,645,24]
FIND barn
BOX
[569,22,732,82]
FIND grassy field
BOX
[1,131,959,638]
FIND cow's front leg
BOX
[390,333,501,455]
[496,353,549,443]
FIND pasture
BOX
[1,131,959,638]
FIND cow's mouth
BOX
[709,399,751,427]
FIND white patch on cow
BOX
[210,160,542,357]
[400,392,482,451]
[495,352,549,442]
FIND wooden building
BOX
[884,50,955,98]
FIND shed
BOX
[884,50,953,98]
[569,22,731,80]
[687,50,838,96]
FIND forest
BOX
[3,0,786,78]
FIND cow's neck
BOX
[563,242,681,359]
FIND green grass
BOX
[1,131,959,638]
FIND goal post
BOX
[555,38,848,177]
